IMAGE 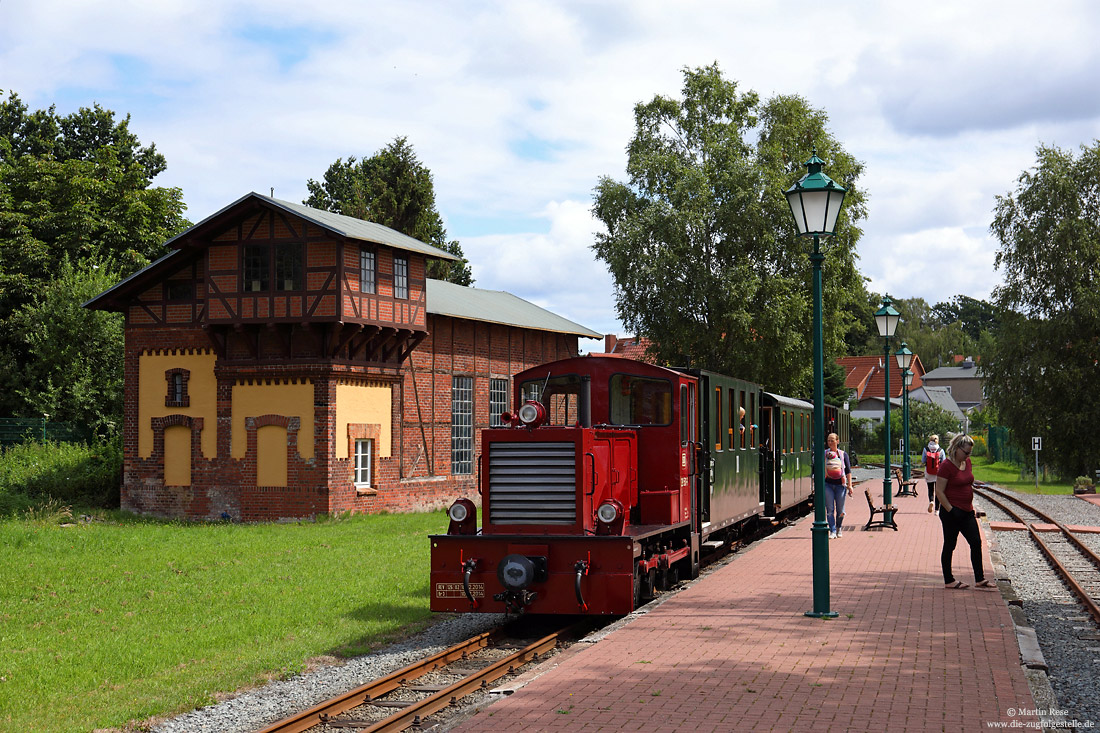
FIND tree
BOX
[592,64,868,396]
[932,295,999,343]
[823,358,851,406]
[891,295,974,368]
[7,259,125,436]
[0,91,189,420]
[985,142,1100,478]
[305,137,473,285]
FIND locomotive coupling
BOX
[462,557,480,609]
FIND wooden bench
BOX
[864,489,898,531]
[893,467,920,497]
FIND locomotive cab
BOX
[430,357,699,615]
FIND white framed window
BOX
[354,438,373,487]
[451,376,473,474]
[360,247,376,294]
[489,378,508,427]
[393,255,408,299]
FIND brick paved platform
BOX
[455,482,1040,732]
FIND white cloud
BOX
[5,0,1100,338]
[462,200,618,335]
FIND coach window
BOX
[680,385,689,444]
[727,389,735,449]
[609,375,671,425]
[714,387,722,450]
[739,389,747,449]
[748,392,756,447]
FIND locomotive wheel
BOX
[645,568,656,599]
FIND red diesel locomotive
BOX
[429,355,849,615]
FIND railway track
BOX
[974,482,1100,625]
[256,618,592,733]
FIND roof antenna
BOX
[270,187,274,198]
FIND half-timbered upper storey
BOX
[85,193,458,369]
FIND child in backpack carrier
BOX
[924,435,946,513]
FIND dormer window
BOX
[165,369,190,408]
[242,243,303,292]
[243,245,269,292]
[166,281,191,300]
[274,243,302,291]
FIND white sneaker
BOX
[828,531,837,539]
[836,530,843,538]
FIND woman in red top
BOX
[934,434,994,589]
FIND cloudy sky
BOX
[3,0,1098,342]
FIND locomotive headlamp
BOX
[595,498,625,536]
[446,498,477,535]
[448,502,468,523]
[517,400,546,429]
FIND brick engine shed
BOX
[85,193,600,521]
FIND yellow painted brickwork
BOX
[257,425,288,486]
[335,382,392,459]
[138,351,217,458]
[231,381,315,460]
[163,425,192,486]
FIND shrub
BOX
[0,437,121,514]
[971,434,988,458]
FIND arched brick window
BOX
[165,368,190,408]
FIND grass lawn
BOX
[0,509,449,733]
[855,454,1073,495]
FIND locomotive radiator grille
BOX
[488,442,577,524]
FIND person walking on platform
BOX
[935,434,994,589]
[924,435,946,513]
[823,432,853,539]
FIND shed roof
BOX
[426,279,601,339]
[85,193,457,311]
[233,194,458,261]
[922,365,984,380]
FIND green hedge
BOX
[0,438,121,514]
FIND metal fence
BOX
[986,425,1023,464]
[0,418,86,446]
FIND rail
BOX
[257,622,581,733]
[973,482,1100,625]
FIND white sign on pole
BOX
[1033,437,1041,491]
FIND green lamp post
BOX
[784,148,846,619]
[903,367,914,486]
[874,297,900,528]
[895,343,914,484]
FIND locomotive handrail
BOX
[585,452,596,496]
[476,453,482,495]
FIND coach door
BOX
[759,404,776,516]
[680,383,697,525]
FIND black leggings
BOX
[939,509,985,584]
[926,481,938,508]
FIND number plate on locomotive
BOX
[435,582,484,598]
